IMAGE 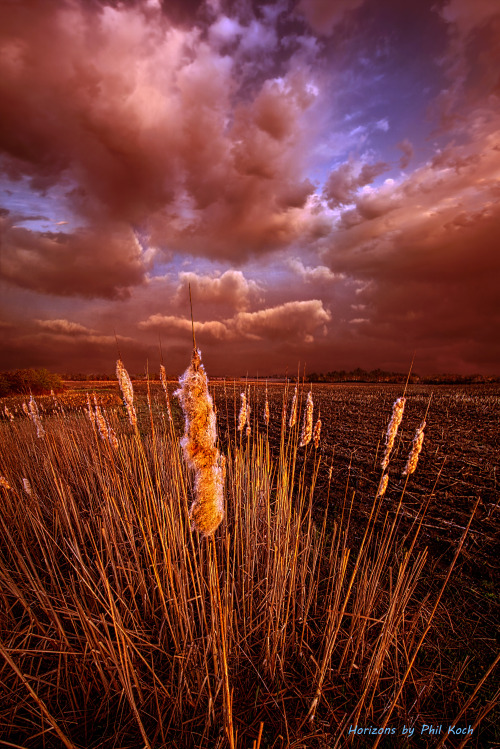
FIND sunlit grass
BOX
[0,358,497,748]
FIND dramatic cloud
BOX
[174,270,261,311]
[0,0,498,375]
[139,299,331,345]
[0,216,148,299]
[323,161,389,209]
[0,0,321,263]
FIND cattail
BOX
[174,347,224,536]
[28,395,45,438]
[22,402,29,417]
[0,476,12,490]
[106,414,119,450]
[4,406,14,422]
[300,388,314,446]
[116,359,138,429]
[403,420,426,476]
[23,478,31,495]
[238,392,247,431]
[86,393,96,426]
[160,364,173,421]
[377,472,389,498]
[93,395,108,441]
[381,396,406,470]
[289,385,298,428]
[245,403,251,437]
[313,412,321,449]
[264,385,270,426]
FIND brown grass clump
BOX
[174,347,224,536]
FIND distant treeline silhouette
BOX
[0,369,65,396]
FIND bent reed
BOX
[0,352,497,749]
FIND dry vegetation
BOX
[0,356,498,748]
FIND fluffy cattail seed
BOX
[381,396,406,470]
[238,392,247,432]
[93,395,108,441]
[264,385,270,426]
[377,472,389,498]
[0,476,12,490]
[403,420,426,476]
[116,359,138,429]
[28,396,45,438]
[23,478,32,495]
[300,388,314,446]
[174,347,224,536]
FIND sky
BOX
[1,0,499,377]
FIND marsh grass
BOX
[0,375,497,748]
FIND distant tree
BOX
[0,368,64,395]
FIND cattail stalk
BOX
[313,411,321,449]
[116,359,138,429]
[403,420,426,476]
[28,395,45,438]
[93,395,108,441]
[238,392,247,432]
[289,386,298,428]
[174,347,224,536]
[300,388,314,446]
[381,396,406,470]
[264,384,270,426]
[160,364,173,421]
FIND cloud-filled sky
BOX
[1,0,499,376]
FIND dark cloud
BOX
[0,0,321,262]
[0,216,148,299]
[323,160,389,209]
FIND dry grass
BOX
[0,364,498,748]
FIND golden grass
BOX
[0,365,497,748]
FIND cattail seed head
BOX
[93,395,109,441]
[377,472,389,498]
[28,395,45,438]
[174,347,224,536]
[0,476,12,490]
[264,386,270,426]
[245,403,251,437]
[300,388,314,446]
[381,396,406,470]
[238,392,247,431]
[116,359,138,429]
[402,420,426,476]
[23,478,31,495]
